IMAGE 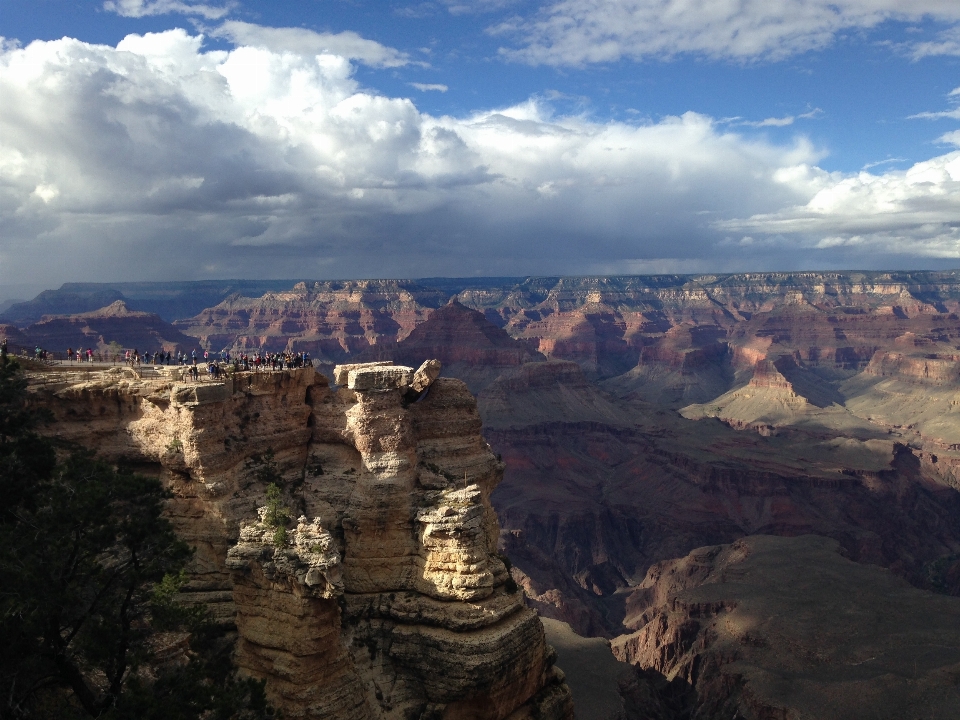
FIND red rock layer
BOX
[173,280,449,360]
[354,300,545,392]
[165,273,960,390]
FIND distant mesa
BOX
[172,279,450,360]
[0,280,305,326]
[68,300,149,318]
[2,301,198,354]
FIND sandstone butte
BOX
[27,360,574,720]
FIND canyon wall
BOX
[28,363,573,719]
[610,534,960,719]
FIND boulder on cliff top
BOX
[355,300,545,392]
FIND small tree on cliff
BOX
[0,347,268,719]
[0,343,55,512]
[246,450,291,548]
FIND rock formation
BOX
[610,534,960,719]
[0,279,299,326]
[355,300,546,393]
[22,272,960,716]
[27,362,573,719]
[172,281,450,360]
[480,360,960,638]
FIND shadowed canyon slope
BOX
[611,535,960,719]
[1,301,200,355]
[17,271,960,717]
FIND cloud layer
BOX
[1,27,959,287]
[496,0,960,65]
[104,0,232,20]
[717,154,960,257]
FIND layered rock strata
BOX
[610,535,960,719]
[172,280,449,359]
[27,362,572,719]
[354,301,546,393]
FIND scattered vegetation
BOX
[263,483,290,548]
[246,449,282,487]
[0,346,270,718]
[247,450,292,548]
[924,553,960,595]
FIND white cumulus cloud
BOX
[717,153,960,257]
[1,26,959,288]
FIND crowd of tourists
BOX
[62,345,313,381]
[175,350,314,382]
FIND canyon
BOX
[14,271,960,717]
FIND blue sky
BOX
[2,0,960,294]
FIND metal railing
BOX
[0,341,163,366]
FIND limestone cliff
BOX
[27,362,573,720]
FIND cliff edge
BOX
[28,362,573,720]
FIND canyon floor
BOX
[11,272,960,718]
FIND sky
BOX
[2,0,960,296]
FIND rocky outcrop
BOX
[28,361,573,719]
[610,535,960,719]
[355,300,545,393]
[864,349,960,384]
[226,514,371,719]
